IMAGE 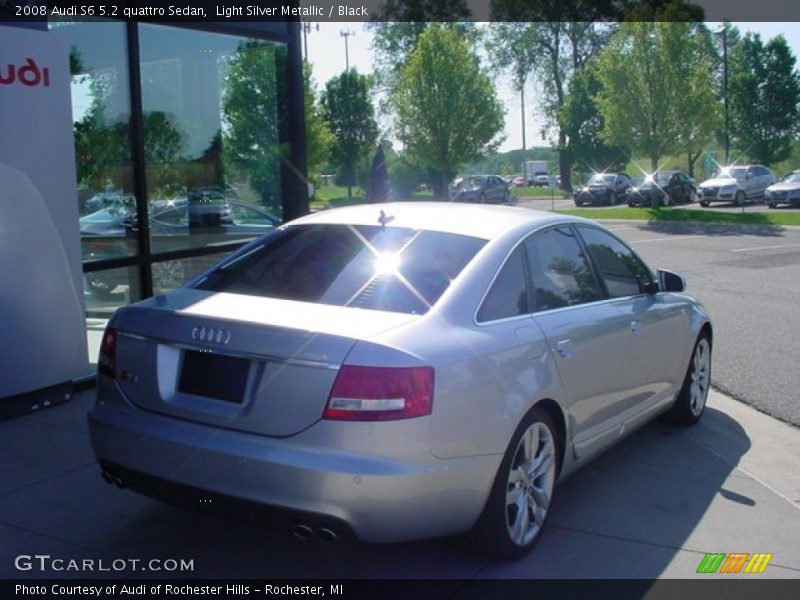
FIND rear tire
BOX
[767,201,777,209]
[466,407,561,559]
[699,199,709,207]
[663,333,711,426]
[574,199,583,207]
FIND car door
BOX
[525,226,638,460]
[575,225,690,424]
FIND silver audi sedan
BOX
[89,203,712,558]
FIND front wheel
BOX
[663,333,711,425]
[699,199,709,207]
[466,408,560,558]
[767,201,777,209]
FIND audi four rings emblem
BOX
[191,326,231,345]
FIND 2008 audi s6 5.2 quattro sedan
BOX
[89,202,712,558]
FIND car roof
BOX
[289,202,579,241]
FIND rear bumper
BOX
[88,400,499,543]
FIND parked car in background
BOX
[765,170,800,208]
[449,175,510,204]
[512,176,526,187]
[626,171,697,207]
[89,202,712,559]
[573,173,633,206]
[697,165,775,206]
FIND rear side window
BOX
[195,224,485,315]
[524,227,604,311]
[477,248,528,322]
[578,226,651,298]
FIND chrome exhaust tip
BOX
[315,527,337,542]
[292,524,314,541]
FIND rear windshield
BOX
[194,224,486,315]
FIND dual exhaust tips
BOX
[292,524,338,543]
[101,470,339,543]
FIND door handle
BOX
[630,320,642,336]
[556,339,574,358]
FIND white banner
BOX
[0,25,88,398]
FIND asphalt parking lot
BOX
[1,386,799,581]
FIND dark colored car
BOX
[626,171,697,207]
[449,175,510,204]
[766,170,800,208]
[81,199,280,296]
[573,173,632,206]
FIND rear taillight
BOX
[323,365,435,421]
[98,326,117,378]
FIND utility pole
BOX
[340,29,355,71]
[520,81,527,152]
[302,22,318,62]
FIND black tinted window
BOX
[525,227,603,311]
[195,224,485,315]
[477,248,528,322]
[578,226,652,298]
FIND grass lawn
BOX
[311,185,435,209]
[559,207,800,227]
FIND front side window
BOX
[578,226,652,298]
[477,248,528,322]
[524,227,604,311]
[196,225,485,315]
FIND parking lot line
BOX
[630,235,707,244]
[731,242,800,253]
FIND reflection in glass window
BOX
[477,248,528,322]
[578,226,651,298]
[138,26,287,254]
[49,21,137,259]
[525,227,603,311]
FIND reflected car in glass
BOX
[89,203,712,558]
[765,170,800,208]
[81,198,279,295]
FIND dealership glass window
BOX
[138,25,286,255]
[49,21,138,261]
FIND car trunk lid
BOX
[112,289,419,437]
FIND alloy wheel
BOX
[689,338,711,417]
[505,422,556,546]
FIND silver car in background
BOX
[766,170,800,208]
[89,203,712,558]
[698,165,776,206]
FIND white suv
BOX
[698,165,776,206]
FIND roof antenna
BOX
[378,210,394,228]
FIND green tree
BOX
[320,70,379,199]
[595,16,719,171]
[303,62,334,187]
[559,62,629,174]
[392,24,505,198]
[222,41,286,211]
[729,33,800,166]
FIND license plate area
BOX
[178,349,250,403]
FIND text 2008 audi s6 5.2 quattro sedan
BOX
[89,203,712,558]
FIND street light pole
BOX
[302,22,319,62]
[716,22,730,164]
[340,29,355,71]
[520,82,527,152]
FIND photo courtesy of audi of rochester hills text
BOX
[1,0,799,599]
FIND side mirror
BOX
[658,269,685,293]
